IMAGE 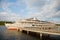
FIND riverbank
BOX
[0,21,14,25]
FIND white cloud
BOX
[23,0,60,23]
[0,0,60,23]
[0,0,20,21]
[0,12,20,21]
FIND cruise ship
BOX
[5,18,56,30]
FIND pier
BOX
[19,27,60,40]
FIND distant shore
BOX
[0,21,14,25]
[0,22,5,25]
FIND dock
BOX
[19,27,60,40]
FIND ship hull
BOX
[5,24,18,30]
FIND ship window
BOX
[32,25,35,26]
[48,27,51,29]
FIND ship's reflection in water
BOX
[0,26,40,40]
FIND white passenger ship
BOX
[5,18,56,30]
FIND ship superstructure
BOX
[5,18,56,30]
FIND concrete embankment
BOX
[22,30,60,40]
[22,30,49,40]
[22,30,40,38]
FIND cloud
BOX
[0,0,60,23]
[24,0,60,23]
[0,0,20,21]
[0,12,20,21]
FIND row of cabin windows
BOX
[32,24,51,26]
[32,25,53,29]
[23,23,50,25]
[39,27,52,30]
[21,22,51,24]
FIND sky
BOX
[0,0,60,23]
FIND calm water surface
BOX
[0,26,60,40]
[0,26,40,40]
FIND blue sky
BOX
[0,0,60,23]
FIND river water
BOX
[0,26,40,40]
[0,26,60,40]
